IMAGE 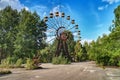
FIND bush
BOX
[0,70,12,75]
[108,49,120,66]
[52,55,71,64]
[39,47,53,63]
[118,61,120,67]
[15,58,23,68]
[0,57,14,68]
[25,58,38,70]
[95,49,111,66]
[0,56,20,68]
[96,54,110,66]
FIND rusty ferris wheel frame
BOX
[43,11,81,61]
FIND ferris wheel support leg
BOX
[64,41,72,61]
[55,39,60,57]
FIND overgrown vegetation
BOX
[0,5,120,68]
[0,56,23,68]
[87,5,120,66]
[0,6,46,69]
[0,6,47,61]
[25,58,37,70]
[52,55,71,64]
[15,58,23,68]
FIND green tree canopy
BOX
[0,6,47,60]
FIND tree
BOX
[74,41,88,62]
[74,41,82,61]
[0,6,47,61]
[87,5,120,66]
[0,6,19,59]
[13,9,47,58]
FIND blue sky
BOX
[0,0,120,43]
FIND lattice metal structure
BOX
[43,12,81,60]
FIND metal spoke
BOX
[48,18,59,28]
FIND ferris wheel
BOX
[44,12,81,42]
[43,11,81,60]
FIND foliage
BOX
[0,6,47,61]
[38,46,53,63]
[87,5,120,66]
[52,55,71,64]
[74,41,88,62]
[0,56,16,68]
[1,5,120,67]
[25,58,37,70]
[118,61,120,67]
[15,58,23,68]
[96,49,111,66]
[0,56,24,68]
[87,33,120,66]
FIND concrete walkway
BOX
[0,61,120,80]
[105,67,120,80]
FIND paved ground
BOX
[0,61,120,80]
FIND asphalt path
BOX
[0,61,120,80]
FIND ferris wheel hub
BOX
[56,27,65,36]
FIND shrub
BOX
[96,54,110,66]
[0,56,19,68]
[108,49,120,66]
[39,47,53,63]
[52,55,71,64]
[0,57,14,68]
[118,61,120,67]
[95,49,111,66]
[25,58,38,70]
[15,58,23,68]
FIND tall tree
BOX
[74,41,82,61]
[13,9,47,58]
[0,6,19,58]
[0,6,47,60]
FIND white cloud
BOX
[102,0,120,4]
[98,5,108,10]
[31,5,66,18]
[31,5,48,17]
[0,0,29,11]
[98,0,120,10]
[50,4,72,15]
[50,5,60,13]
[73,32,77,36]
[50,5,65,13]
[98,6,104,10]
[30,4,72,18]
